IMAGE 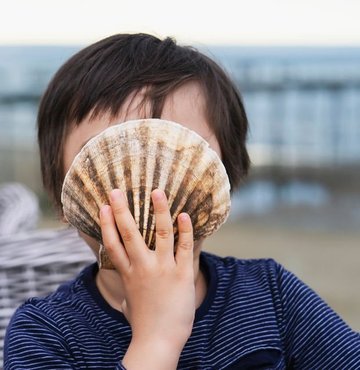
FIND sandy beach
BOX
[206,217,360,332]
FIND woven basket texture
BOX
[0,227,95,366]
[0,183,39,236]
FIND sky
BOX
[1,0,360,46]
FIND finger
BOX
[109,189,148,263]
[175,213,194,269]
[99,205,129,272]
[152,189,174,259]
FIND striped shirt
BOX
[4,252,360,369]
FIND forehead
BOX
[63,82,221,173]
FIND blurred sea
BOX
[0,46,360,220]
[210,46,360,166]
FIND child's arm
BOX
[100,189,196,370]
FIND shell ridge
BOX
[165,128,197,224]
[164,131,195,228]
[86,146,110,207]
[130,129,142,229]
[142,127,156,242]
[64,150,105,228]
[147,139,176,249]
[103,135,119,190]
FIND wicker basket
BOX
[0,227,95,365]
[0,183,39,236]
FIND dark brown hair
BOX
[38,33,250,212]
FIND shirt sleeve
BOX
[275,263,360,369]
[4,303,128,370]
[4,305,76,369]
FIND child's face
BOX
[63,82,221,174]
[62,81,221,253]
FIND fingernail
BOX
[179,213,189,222]
[152,188,164,200]
[110,189,123,202]
[100,205,110,217]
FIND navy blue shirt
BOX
[4,252,360,369]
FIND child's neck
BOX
[95,248,207,314]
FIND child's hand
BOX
[100,189,195,369]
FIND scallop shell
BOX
[61,118,231,269]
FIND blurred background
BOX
[0,0,359,330]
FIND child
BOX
[4,34,359,369]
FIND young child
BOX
[4,34,359,369]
